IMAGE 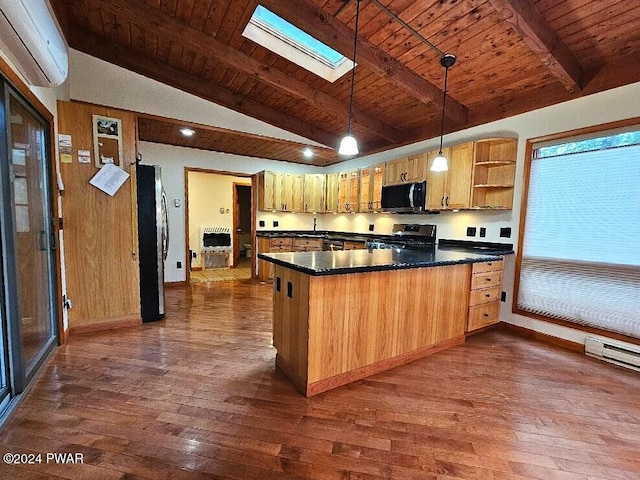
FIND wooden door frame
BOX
[184,167,252,282]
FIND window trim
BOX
[513,116,640,347]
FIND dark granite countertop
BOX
[256,230,372,242]
[258,247,502,276]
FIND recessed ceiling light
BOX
[180,128,195,137]
[302,148,313,159]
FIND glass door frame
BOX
[0,79,60,395]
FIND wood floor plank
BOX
[1,280,639,479]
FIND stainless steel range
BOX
[365,224,436,250]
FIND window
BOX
[242,5,353,82]
[515,124,640,340]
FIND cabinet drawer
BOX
[293,238,322,248]
[293,246,323,252]
[270,237,293,248]
[472,260,503,274]
[343,241,365,250]
[468,301,500,331]
[469,286,501,306]
[471,270,502,289]
[270,245,291,252]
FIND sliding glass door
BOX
[0,78,58,417]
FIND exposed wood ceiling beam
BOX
[67,27,339,148]
[81,0,402,144]
[487,0,584,93]
[260,0,469,125]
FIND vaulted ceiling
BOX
[51,0,640,165]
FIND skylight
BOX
[242,5,353,82]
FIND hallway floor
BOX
[190,257,251,283]
[1,280,639,479]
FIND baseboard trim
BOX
[499,322,584,353]
[70,316,142,335]
[165,281,187,287]
[191,266,202,272]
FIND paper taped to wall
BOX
[89,163,129,196]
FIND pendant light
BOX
[431,53,457,172]
[338,0,361,156]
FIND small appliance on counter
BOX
[136,164,168,322]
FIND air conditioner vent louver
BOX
[585,337,640,373]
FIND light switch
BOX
[173,198,181,208]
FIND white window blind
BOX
[517,137,640,339]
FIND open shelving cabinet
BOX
[471,137,518,209]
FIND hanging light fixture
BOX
[338,0,361,156]
[431,53,456,172]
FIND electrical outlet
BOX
[479,227,486,237]
[259,220,265,227]
[501,291,507,302]
[368,224,374,232]
[500,227,512,238]
[273,221,279,227]
[466,226,476,237]
[192,251,197,258]
[177,261,182,269]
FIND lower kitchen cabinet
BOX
[257,237,293,281]
[467,259,503,332]
[293,238,323,252]
[343,240,366,250]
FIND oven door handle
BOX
[408,183,415,208]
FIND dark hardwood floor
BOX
[1,279,639,479]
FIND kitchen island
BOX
[259,248,504,396]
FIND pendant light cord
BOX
[347,0,361,135]
[438,65,449,155]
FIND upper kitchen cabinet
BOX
[471,138,518,210]
[303,174,326,213]
[338,170,360,213]
[426,142,474,210]
[280,173,304,212]
[257,171,304,212]
[359,163,385,212]
[257,170,279,211]
[384,153,428,186]
[325,172,339,213]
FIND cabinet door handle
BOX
[445,196,449,207]
[276,277,281,293]
[483,313,489,317]
[287,281,293,298]
[485,293,491,298]
[441,196,445,207]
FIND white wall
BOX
[69,50,324,146]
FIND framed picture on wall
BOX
[92,115,124,168]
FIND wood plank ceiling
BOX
[51,0,640,166]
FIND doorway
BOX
[184,169,253,284]
[233,183,252,268]
[0,78,59,422]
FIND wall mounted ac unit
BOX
[0,0,68,87]
[585,337,640,372]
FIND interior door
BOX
[1,87,58,391]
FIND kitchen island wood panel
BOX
[272,263,471,396]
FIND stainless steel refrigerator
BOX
[136,164,168,322]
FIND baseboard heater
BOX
[585,337,640,372]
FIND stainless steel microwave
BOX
[381,181,427,213]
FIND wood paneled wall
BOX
[57,101,140,333]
